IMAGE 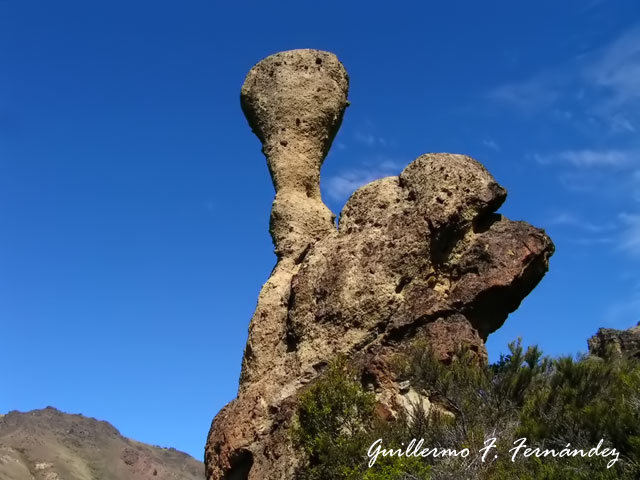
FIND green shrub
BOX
[292,341,640,479]
[292,357,432,479]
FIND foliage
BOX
[292,340,640,479]
[292,357,431,480]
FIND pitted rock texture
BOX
[205,49,554,480]
[240,48,348,261]
[589,322,640,359]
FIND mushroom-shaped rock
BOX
[205,50,554,480]
[241,49,349,259]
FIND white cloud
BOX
[544,212,617,248]
[489,25,640,261]
[533,149,637,168]
[567,236,616,246]
[557,172,600,192]
[619,213,640,256]
[586,27,640,107]
[487,72,565,112]
[482,139,500,151]
[324,172,383,201]
[547,212,616,234]
[490,24,640,133]
[542,210,640,257]
[611,115,636,133]
[323,159,403,202]
[354,131,387,147]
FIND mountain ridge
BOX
[0,406,204,480]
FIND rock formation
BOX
[589,322,640,359]
[205,49,554,480]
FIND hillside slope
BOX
[0,407,203,480]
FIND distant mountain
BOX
[0,407,204,480]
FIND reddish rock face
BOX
[205,50,554,480]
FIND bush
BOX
[292,357,431,480]
[292,341,640,479]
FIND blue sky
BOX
[1,0,639,462]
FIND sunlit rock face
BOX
[205,49,554,480]
[589,322,640,360]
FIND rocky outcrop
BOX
[589,322,640,359]
[205,49,554,480]
[0,407,204,480]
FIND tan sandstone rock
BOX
[588,322,640,360]
[205,49,554,480]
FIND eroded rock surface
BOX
[205,49,554,480]
[589,322,640,359]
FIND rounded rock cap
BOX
[240,49,349,167]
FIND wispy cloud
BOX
[482,139,500,151]
[619,213,640,256]
[544,210,640,257]
[352,119,389,148]
[531,148,638,200]
[567,236,616,246]
[544,212,617,248]
[354,131,387,147]
[533,149,637,168]
[531,149,639,259]
[547,212,617,234]
[488,71,567,113]
[323,158,402,202]
[491,42,640,250]
[489,25,640,133]
[585,26,640,112]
